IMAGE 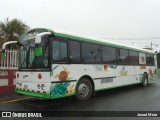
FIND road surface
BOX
[1,80,160,120]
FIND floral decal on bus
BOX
[50,82,75,97]
[50,82,69,97]
[149,68,153,80]
[67,84,75,94]
[139,53,146,64]
[140,66,146,69]
[53,65,70,81]
[52,64,61,71]
[119,66,128,76]
[103,64,108,71]
[94,64,118,71]
[94,65,103,71]
[109,65,118,69]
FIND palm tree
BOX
[0,18,29,42]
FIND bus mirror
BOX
[2,41,18,50]
[155,51,158,54]
[1,51,5,60]
[35,47,43,57]
[35,32,51,44]
[1,41,18,60]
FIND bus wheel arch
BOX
[142,72,148,87]
[75,75,95,101]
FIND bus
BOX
[1,28,157,101]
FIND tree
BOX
[0,18,29,43]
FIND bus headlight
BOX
[38,73,42,79]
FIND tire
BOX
[142,73,148,87]
[75,78,93,101]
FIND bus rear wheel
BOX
[75,78,92,101]
[142,73,148,87]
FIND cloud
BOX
[1,0,160,50]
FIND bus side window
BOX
[102,46,117,64]
[60,42,67,61]
[82,42,101,63]
[70,40,81,63]
[118,49,129,65]
[52,40,68,62]
[52,41,60,60]
[146,54,154,66]
[129,51,138,65]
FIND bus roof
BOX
[27,28,155,54]
[54,30,155,55]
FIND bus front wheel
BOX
[142,73,148,87]
[75,78,92,101]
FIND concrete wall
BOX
[0,70,16,94]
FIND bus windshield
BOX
[19,29,50,69]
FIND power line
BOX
[115,41,160,43]
[102,36,160,40]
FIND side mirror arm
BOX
[2,41,18,50]
[34,32,52,57]
[35,32,51,44]
[1,41,18,59]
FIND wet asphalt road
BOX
[1,80,160,119]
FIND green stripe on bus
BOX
[55,32,155,54]
[16,89,75,99]
[16,89,50,99]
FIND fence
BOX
[0,50,18,94]
[0,49,18,70]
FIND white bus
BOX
[2,28,157,101]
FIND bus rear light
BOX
[17,73,19,78]
[38,73,42,79]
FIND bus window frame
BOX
[117,48,130,65]
[68,39,81,64]
[145,53,155,66]
[51,37,69,64]
[128,50,139,65]
[101,45,117,65]
[81,41,102,64]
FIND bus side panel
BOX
[50,64,77,99]
[50,64,157,98]
[94,65,142,91]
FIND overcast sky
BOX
[1,0,160,51]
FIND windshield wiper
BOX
[19,48,30,69]
[19,41,32,69]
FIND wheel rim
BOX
[78,83,89,97]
